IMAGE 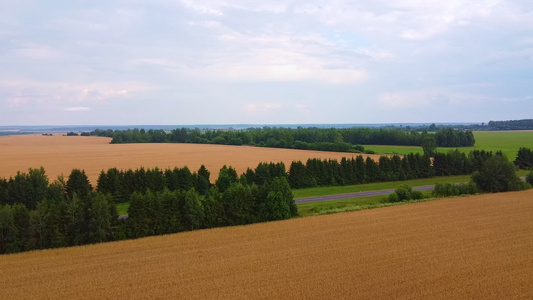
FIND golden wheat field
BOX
[0,134,382,184]
[1,190,532,299]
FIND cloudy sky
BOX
[1,1,532,125]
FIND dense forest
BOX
[83,127,475,151]
[0,165,296,254]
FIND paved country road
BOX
[295,176,528,204]
[294,185,435,204]
[118,177,528,218]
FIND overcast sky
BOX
[1,1,532,125]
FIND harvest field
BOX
[0,134,382,184]
[1,189,532,299]
[365,130,533,158]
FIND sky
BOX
[1,0,532,125]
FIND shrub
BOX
[411,190,424,200]
[527,170,533,186]
[433,182,478,197]
[387,192,400,203]
[457,182,479,195]
[472,155,525,193]
[433,183,457,197]
[394,184,412,201]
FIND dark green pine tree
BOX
[66,169,93,200]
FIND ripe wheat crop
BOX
[1,189,532,299]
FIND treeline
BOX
[288,154,433,188]
[434,128,475,147]
[286,149,514,189]
[0,165,296,254]
[82,126,474,150]
[488,119,533,130]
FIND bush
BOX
[457,182,479,195]
[472,155,525,193]
[433,183,457,197]
[387,185,425,202]
[527,170,533,186]
[394,184,412,201]
[387,192,400,203]
[411,190,424,200]
[433,182,478,197]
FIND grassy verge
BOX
[296,190,433,217]
[293,175,472,198]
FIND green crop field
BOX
[440,131,533,159]
[365,131,533,159]
[365,145,423,155]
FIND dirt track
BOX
[0,134,381,184]
[1,190,532,299]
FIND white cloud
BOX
[64,106,91,112]
[245,103,282,113]
[1,0,532,124]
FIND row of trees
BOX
[0,166,297,254]
[288,154,433,188]
[96,162,287,204]
[126,177,296,238]
[487,119,533,130]
[434,128,475,147]
[286,149,511,189]
[82,127,475,150]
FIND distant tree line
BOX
[386,119,533,131]
[81,127,475,150]
[487,119,533,130]
[0,165,296,254]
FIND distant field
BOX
[365,131,533,158]
[1,190,532,299]
[440,130,533,159]
[365,144,423,155]
[0,134,382,184]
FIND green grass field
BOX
[365,131,533,159]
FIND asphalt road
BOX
[119,177,528,217]
[295,176,528,204]
[294,185,435,204]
